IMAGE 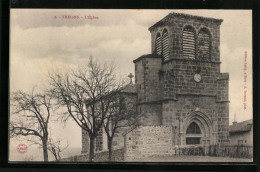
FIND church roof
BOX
[85,83,137,105]
[149,12,223,31]
[229,119,253,133]
[120,83,137,94]
[133,54,162,63]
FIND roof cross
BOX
[128,73,134,84]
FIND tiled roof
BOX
[229,119,253,133]
[85,83,136,104]
[133,54,162,63]
[120,84,137,94]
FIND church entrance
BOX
[180,111,216,146]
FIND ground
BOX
[125,155,253,162]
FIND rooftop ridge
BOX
[149,12,223,31]
[133,54,162,63]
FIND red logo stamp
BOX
[17,144,27,154]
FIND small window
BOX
[155,33,162,55]
[182,26,196,59]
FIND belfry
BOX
[133,12,229,145]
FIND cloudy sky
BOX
[9,9,252,161]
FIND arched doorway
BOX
[180,111,216,145]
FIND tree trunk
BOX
[108,137,113,162]
[42,139,49,162]
[89,135,95,162]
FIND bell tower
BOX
[134,12,229,145]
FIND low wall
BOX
[60,148,124,162]
[94,148,125,162]
[124,126,174,161]
[60,154,88,162]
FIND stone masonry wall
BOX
[216,73,229,143]
[81,129,89,154]
[139,103,162,126]
[61,148,124,162]
[217,73,229,102]
[161,59,221,99]
[217,102,229,143]
[150,13,221,62]
[135,56,162,103]
[134,55,163,126]
[124,126,174,161]
[162,96,218,125]
[162,96,219,145]
[94,148,125,162]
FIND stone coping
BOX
[149,12,223,31]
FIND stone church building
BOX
[81,12,230,160]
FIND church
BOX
[81,12,230,160]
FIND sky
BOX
[9,9,252,161]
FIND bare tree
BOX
[49,58,122,161]
[103,93,139,161]
[47,138,69,161]
[10,89,53,162]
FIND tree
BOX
[10,89,53,162]
[47,138,69,161]
[49,58,122,161]
[103,92,139,161]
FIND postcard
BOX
[9,9,252,162]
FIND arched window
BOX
[198,28,211,60]
[182,26,196,59]
[186,122,201,134]
[186,122,201,145]
[162,29,169,61]
[155,33,162,55]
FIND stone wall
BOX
[81,129,89,154]
[124,126,174,161]
[134,55,163,126]
[161,60,221,99]
[216,73,229,143]
[134,55,162,103]
[217,102,229,143]
[61,148,124,162]
[94,148,125,162]
[162,96,218,126]
[139,103,162,126]
[217,73,229,102]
